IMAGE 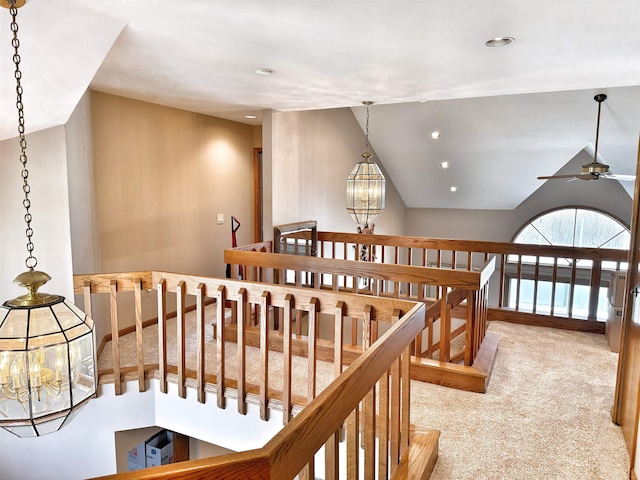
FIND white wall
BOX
[270,108,406,236]
[0,126,74,301]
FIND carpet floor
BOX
[99,310,629,479]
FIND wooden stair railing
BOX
[75,270,437,479]
[224,249,496,392]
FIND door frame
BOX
[253,147,263,243]
[613,135,640,473]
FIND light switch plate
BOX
[217,213,224,225]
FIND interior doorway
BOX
[254,147,263,243]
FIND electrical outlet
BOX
[217,213,224,225]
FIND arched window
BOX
[513,207,629,250]
[508,207,629,320]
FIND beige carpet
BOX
[100,310,630,479]
[418,321,629,479]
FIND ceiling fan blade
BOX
[600,173,636,181]
[537,174,594,181]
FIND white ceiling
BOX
[0,0,639,209]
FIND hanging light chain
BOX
[364,103,370,153]
[9,1,37,270]
[362,100,374,158]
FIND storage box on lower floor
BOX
[127,440,147,471]
[145,430,174,467]
[606,303,623,353]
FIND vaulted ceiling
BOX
[0,1,638,209]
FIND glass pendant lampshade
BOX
[0,271,97,437]
[346,151,386,227]
[0,0,97,437]
[346,101,386,228]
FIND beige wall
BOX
[270,108,406,235]
[90,91,256,278]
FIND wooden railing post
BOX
[260,291,271,421]
[177,281,187,399]
[589,259,603,320]
[109,279,122,395]
[157,278,168,394]
[236,287,248,415]
[283,294,294,424]
[216,285,226,409]
[307,297,319,401]
[196,283,206,404]
[134,277,145,392]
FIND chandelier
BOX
[0,0,97,437]
[346,101,386,231]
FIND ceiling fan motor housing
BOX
[581,161,609,174]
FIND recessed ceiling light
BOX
[431,131,441,140]
[245,115,257,119]
[419,100,428,103]
[441,161,449,169]
[449,186,457,192]
[254,68,276,76]
[485,37,515,47]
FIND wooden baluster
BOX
[334,302,345,376]
[499,254,506,307]
[347,403,360,480]
[390,354,401,476]
[324,301,344,480]
[216,285,226,409]
[436,250,442,300]
[283,294,293,424]
[378,366,390,480]
[467,251,472,270]
[363,305,376,479]
[295,309,303,336]
[109,280,122,395]
[176,281,187,399]
[196,283,206,404]
[515,254,522,310]
[82,280,93,321]
[439,289,450,362]
[236,288,247,415]
[415,283,425,356]
[134,277,145,392]
[569,259,577,318]
[299,460,314,480]
[260,291,271,420]
[533,256,540,314]
[406,247,412,297]
[401,343,411,461]
[551,257,558,316]
[157,278,168,394]
[427,316,434,358]
[351,314,358,347]
[465,290,474,366]
[307,298,319,402]
[588,259,602,320]
[452,250,457,270]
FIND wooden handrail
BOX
[80,270,430,479]
[264,302,425,479]
[224,250,495,290]
[315,231,628,262]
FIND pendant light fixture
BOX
[346,101,386,231]
[0,0,97,437]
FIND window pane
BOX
[529,209,577,246]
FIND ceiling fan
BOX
[538,94,635,182]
